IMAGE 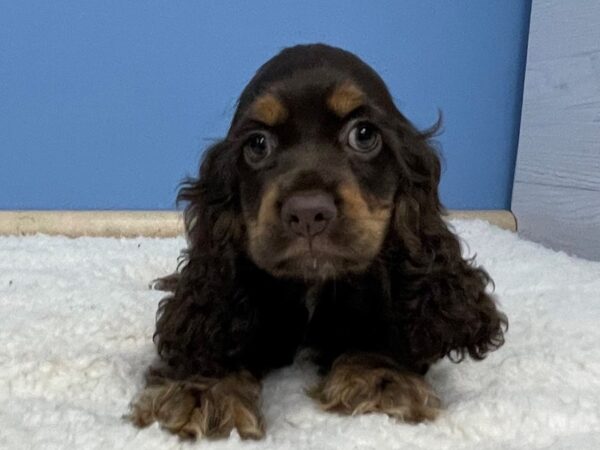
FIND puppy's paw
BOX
[309,354,440,423]
[127,372,265,440]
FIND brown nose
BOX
[280,192,337,238]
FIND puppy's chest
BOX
[303,284,322,323]
[299,281,387,340]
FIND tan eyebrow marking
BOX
[327,81,365,117]
[249,93,288,126]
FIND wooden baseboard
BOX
[0,210,516,237]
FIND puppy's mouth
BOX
[270,236,367,280]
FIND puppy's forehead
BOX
[247,76,366,127]
[233,44,401,129]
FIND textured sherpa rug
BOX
[1,220,600,450]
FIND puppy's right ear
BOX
[151,139,242,294]
[177,140,243,253]
[153,140,251,376]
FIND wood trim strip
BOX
[0,210,516,238]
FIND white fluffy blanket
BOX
[1,220,599,449]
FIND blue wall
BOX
[0,1,531,210]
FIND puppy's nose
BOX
[280,192,337,238]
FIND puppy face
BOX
[224,48,411,280]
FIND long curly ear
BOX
[152,140,254,378]
[388,116,507,364]
[178,140,243,253]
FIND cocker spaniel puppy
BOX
[129,43,507,440]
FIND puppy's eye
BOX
[347,122,381,155]
[244,132,273,164]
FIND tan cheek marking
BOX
[247,183,280,245]
[327,82,365,117]
[249,93,288,126]
[256,183,281,227]
[338,182,391,239]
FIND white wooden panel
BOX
[527,0,600,63]
[522,51,600,105]
[513,0,600,261]
[513,181,600,261]
[515,134,600,191]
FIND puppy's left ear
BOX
[388,115,507,364]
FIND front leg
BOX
[128,371,265,440]
[309,352,440,423]
[130,248,268,440]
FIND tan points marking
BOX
[249,93,288,126]
[327,82,365,117]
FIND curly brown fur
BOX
[149,272,179,292]
[133,43,507,440]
